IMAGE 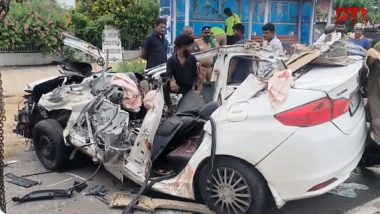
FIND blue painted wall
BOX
[168,0,315,44]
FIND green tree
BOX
[0,0,69,54]
[69,0,159,50]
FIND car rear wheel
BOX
[197,156,272,214]
[33,119,69,170]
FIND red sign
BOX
[336,7,368,27]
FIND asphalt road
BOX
[4,148,380,214]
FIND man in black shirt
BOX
[140,17,168,69]
[163,34,200,109]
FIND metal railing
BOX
[0,43,41,53]
[121,40,142,51]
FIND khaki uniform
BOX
[214,34,227,46]
[365,47,380,144]
[194,38,219,82]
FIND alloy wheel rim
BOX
[207,167,252,214]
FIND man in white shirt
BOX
[262,23,283,56]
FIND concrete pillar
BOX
[327,0,333,25]
[298,0,303,43]
[264,0,270,23]
[248,0,254,39]
[185,0,190,26]
[309,0,316,44]
[172,0,177,42]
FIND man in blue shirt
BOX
[349,23,371,50]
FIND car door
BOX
[123,87,165,183]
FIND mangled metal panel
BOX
[123,87,165,183]
[62,33,105,65]
[225,74,267,104]
[109,192,214,214]
[92,99,130,180]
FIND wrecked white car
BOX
[15,34,368,214]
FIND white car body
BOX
[17,35,367,212]
[142,48,366,208]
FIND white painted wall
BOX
[0,53,61,66]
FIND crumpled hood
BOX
[62,33,105,61]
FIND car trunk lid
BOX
[292,59,363,134]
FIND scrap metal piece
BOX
[109,192,215,214]
[5,173,39,188]
[12,189,73,203]
[72,181,88,193]
[85,185,107,197]
[21,171,54,177]
[4,160,19,167]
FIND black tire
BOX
[197,156,272,214]
[32,119,69,170]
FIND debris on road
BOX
[21,171,54,178]
[328,183,369,198]
[72,181,88,193]
[84,185,108,204]
[5,173,39,188]
[4,160,19,167]
[12,189,73,203]
[85,185,107,197]
[109,192,215,214]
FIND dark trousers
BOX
[227,36,235,45]
[163,82,191,109]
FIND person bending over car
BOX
[163,34,201,110]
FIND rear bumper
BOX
[257,115,366,205]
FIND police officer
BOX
[193,26,219,87]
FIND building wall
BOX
[167,0,324,45]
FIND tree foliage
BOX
[70,0,159,50]
[0,0,69,54]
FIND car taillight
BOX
[274,97,350,127]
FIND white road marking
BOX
[47,177,74,187]
[345,197,380,213]
[65,173,86,181]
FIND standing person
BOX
[163,34,200,109]
[211,26,227,46]
[228,23,251,83]
[193,26,219,91]
[262,22,283,56]
[349,23,371,50]
[140,17,168,69]
[224,8,241,45]
[182,26,194,38]
[232,23,248,44]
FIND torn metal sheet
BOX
[109,192,214,214]
[124,88,164,183]
[226,74,267,104]
[5,173,40,188]
[62,33,105,66]
[286,51,321,72]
